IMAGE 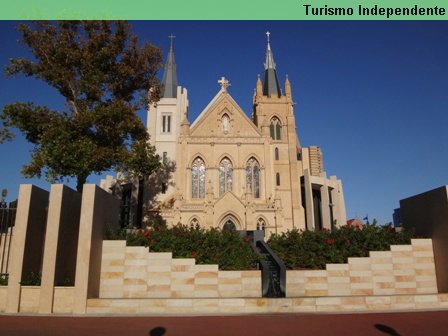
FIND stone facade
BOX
[146,36,346,234]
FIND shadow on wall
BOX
[144,159,177,209]
[110,159,176,228]
[149,327,166,336]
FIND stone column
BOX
[73,185,119,314]
[6,185,48,313]
[303,169,315,231]
[39,185,81,313]
[320,173,331,230]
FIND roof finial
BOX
[266,31,270,44]
[168,33,176,50]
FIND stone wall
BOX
[6,185,48,313]
[2,183,119,314]
[287,239,437,297]
[99,240,261,299]
[87,294,448,315]
[400,185,448,292]
[0,287,6,311]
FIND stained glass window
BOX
[256,218,266,230]
[219,158,233,195]
[192,158,205,198]
[270,117,281,140]
[246,157,260,198]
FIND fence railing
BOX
[0,202,17,277]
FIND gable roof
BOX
[190,90,262,137]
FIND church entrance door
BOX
[222,218,237,231]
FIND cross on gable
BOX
[218,76,231,92]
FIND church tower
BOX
[253,32,306,230]
[147,35,189,197]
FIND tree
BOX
[1,21,162,192]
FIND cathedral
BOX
[146,34,346,235]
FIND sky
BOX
[0,21,447,225]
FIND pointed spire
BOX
[284,74,291,98]
[161,34,178,98]
[256,74,262,97]
[262,31,281,97]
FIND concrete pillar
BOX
[73,185,119,314]
[39,185,81,313]
[303,169,314,231]
[6,185,48,313]
[336,180,347,227]
[320,173,331,230]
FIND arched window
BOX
[275,147,279,160]
[190,217,199,229]
[219,158,233,195]
[192,157,206,198]
[222,114,230,133]
[246,157,260,198]
[270,117,282,140]
[223,218,236,231]
[256,218,266,231]
[276,173,281,186]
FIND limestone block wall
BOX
[0,287,6,311]
[287,239,437,297]
[100,240,261,299]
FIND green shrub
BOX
[123,224,259,270]
[0,275,8,286]
[20,272,41,286]
[268,224,415,270]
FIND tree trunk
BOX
[76,174,87,193]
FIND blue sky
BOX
[0,21,447,225]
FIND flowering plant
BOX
[267,223,415,270]
[122,224,259,270]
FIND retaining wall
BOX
[287,239,437,297]
[99,240,262,299]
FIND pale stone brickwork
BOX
[6,185,48,313]
[0,287,6,312]
[53,287,75,314]
[286,239,437,297]
[0,238,445,315]
[18,287,39,313]
[99,240,261,299]
[1,286,74,314]
[86,294,448,315]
